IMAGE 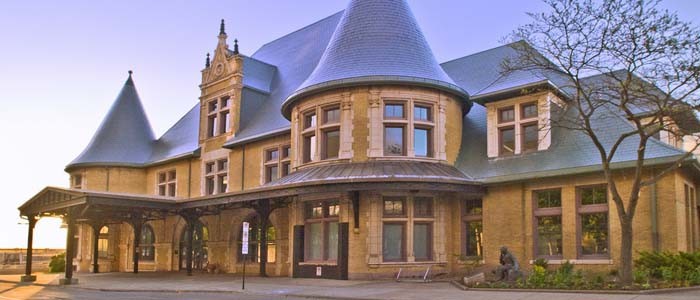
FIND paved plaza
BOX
[0,272,699,300]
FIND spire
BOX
[205,53,211,68]
[219,19,226,36]
[282,0,468,117]
[67,72,155,170]
[233,39,239,55]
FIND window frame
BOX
[204,159,228,195]
[139,224,156,261]
[576,184,610,259]
[300,104,342,164]
[303,199,340,263]
[381,195,435,263]
[492,100,542,157]
[498,126,516,156]
[533,188,564,259]
[206,96,231,138]
[382,100,435,158]
[462,199,483,258]
[98,226,110,259]
[264,145,292,183]
[156,169,177,197]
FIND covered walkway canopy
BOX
[17,161,484,284]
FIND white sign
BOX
[241,222,249,255]
[316,266,322,276]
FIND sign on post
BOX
[241,222,249,254]
[241,221,249,290]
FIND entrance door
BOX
[179,221,209,271]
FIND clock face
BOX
[215,63,224,75]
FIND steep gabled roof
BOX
[67,73,156,169]
[281,0,468,117]
[149,103,201,164]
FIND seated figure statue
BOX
[494,246,521,281]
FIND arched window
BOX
[140,225,155,261]
[98,226,110,259]
[238,214,276,263]
[179,221,209,271]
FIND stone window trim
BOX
[683,182,698,251]
[303,199,340,264]
[263,145,292,184]
[299,103,342,164]
[381,99,436,158]
[532,188,564,260]
[204,159,228,195]
[487,93,556,158]
[156,169,177,197]
[206,95,232,138]
[575,184,610,259]
[381,194,436,263]
[462,198,483,258]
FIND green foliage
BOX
[533,258,548,270]
[48,253,65,273]
[634,251,700,287]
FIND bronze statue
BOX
[494,246,520,281]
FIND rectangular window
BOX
[382,223,405,261]
[498,106,515,123]
[384,103,405,119]
[71,174,83,189]
[218,174,228,193]
[323,107,340,124]
[304,113,317,129]
[157,170,176,197]
[534,189,563,258]
[207,115,218,137]
[383,197,406,216]
[414,105,431,121]
[536,189,562,208]
[304,200,339,262]
[266,149,279,162]
[536,215,563,257]
[322,129,340,159]
[303,135,316,163]
[266,165,279,183]
[413,223,432,261]
[205,177,215,195]
[522,123,538,152]
[413,197,433,217]
[384,126,405,156]
[577,185,609,258]
[414,127,431,157]
[282,146,290,159]
[521,102,538,119]
[281,162,291,177]
[499,127,515,155]
[580,213,608,256]
[465,221,483,257]
[220,110,230,134]
[205,159,227,195]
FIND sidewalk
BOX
[1,272,699,300]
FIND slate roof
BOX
[67,74,156,169]
[66,74,200,170]
[281,0,468,117]
[454,97,688,183]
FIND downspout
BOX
[651,169,659,251]
[520,182,527,259]
[241,144,246,191]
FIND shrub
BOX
[635,251,700,287]
[533,258,548,270]
[48,253,65,273]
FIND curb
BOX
[454,281,700,295]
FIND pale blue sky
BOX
[0,0,697,248]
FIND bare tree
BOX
[505,0,700,285]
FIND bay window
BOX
[300,105,341,163]
[382,101,435,158]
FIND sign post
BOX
[241,221,249,290]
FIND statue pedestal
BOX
[20,275,36,283]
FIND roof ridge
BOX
[440,41,523,65]
[251,10,345,57]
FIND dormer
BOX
[485,91,559,158]
[199,19,243,146]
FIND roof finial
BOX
[233,39,239,55]
[205,53,211,68]
[219,19,226,35]
[128,70,133,78]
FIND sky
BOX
[0,0,698,249]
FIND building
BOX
[18,0,700,283]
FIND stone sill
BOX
[299,262,337,266]
[369,261,448,267]
[528,259,613,265]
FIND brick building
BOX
[18,0,700,283]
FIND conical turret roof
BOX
[67,72,155,170]
[282,0,468,116]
